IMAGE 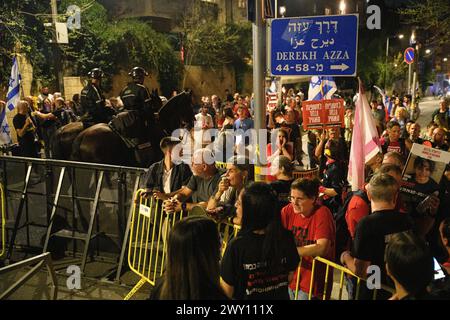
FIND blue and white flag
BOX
[308,76,337,101]
[373,85,392,117]
[1,57,21,145]
[0,107,11,145]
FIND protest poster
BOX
[302,99,344,130]
[400,143,450,217]
[301,100,323,130]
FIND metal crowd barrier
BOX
[218,219,240,256]
[0,155,145,283]
[125,189,240,300]
[0,252,58,300]
[125,189,186,300]
[0,183,5,258]
[215,161,227,170]
[293,256,394,300]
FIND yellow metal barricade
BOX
[125,189,244,300]
[215,161,227,170]
[125,189,186,300]
[217,219,240,256]
[0,183,5,258]
[293,256,394,300]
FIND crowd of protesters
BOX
[140,89,450,300]
[2,81,450,300]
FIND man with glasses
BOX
[163,148,223,213]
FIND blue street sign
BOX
[270,14,358,76]
[404,47,414,65]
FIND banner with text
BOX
[301,99,344,130]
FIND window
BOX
[325,7,332,15]
[238,0,246,9]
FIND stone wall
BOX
[63,77,84,101]
[107,70,161,98]
[183,65,253,99]
[17,54,33,97]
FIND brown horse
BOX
[52,90,195,167]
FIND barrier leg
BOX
[124,277,147,300]
[81,171,104,272]
[116,176,141,282]
[6,164,32,262]
[42,167,66,252]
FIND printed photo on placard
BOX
[400,143,450,218]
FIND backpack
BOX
[334,190,370,259]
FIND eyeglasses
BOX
[288,196,305,203]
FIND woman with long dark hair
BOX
[151,216,227,300]
[220,182,299,299]
[385,231,434,300]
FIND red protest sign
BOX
[302,99,344,130]
[323,99,345,128]
[301,100,323,130]
[266,92,278,112]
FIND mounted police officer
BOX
[80,68,115,128]
[108,67,164,162]
[119,67,156,123]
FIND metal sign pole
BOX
[253,0,266,181]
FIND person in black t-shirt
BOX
[13,100,55,158]
[220,182,299,300]
[269,155,294,209]
[314,127,348,178]
[341,173,413,300]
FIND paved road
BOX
[416,96,440,130]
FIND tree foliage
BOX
[180,0,252,90]
[0,0,183,96]
[0,0,56,91]
[59,0,183,95]
[399,0,450,47]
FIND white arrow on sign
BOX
[330,63,349,71]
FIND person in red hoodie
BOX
[281,178,336,300]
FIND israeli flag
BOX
[308,76,337,101]
[1,57,21,145]
[0,107,11,145]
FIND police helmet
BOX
[88,68,104,80]
[129,67,148,80]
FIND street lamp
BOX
[279,6,286,18]
[384,34,405,91]
[425,49,431,54]
[339,1,346,14]
[444,58,448,62]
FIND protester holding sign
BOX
[400,144,450,238]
